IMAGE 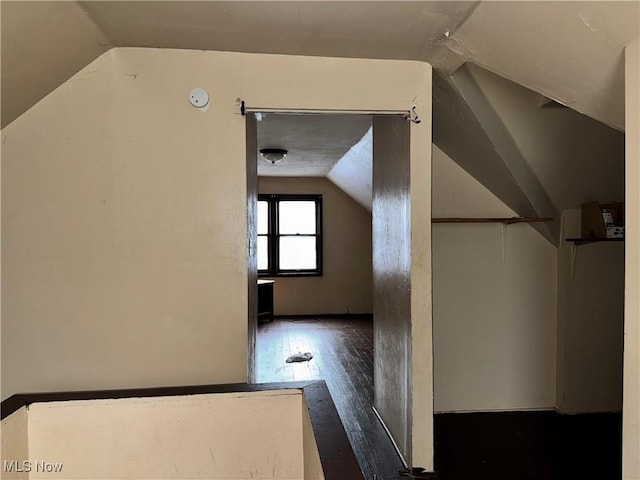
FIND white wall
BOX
[432,145,557,412]
[1,47,429,396]
[258,176,372,316]
[623,37,640,480]
[1,46,433,468]
[0,407,29,480]
[2,391,314,479]
[302,399,324,480]
[556,210,624,413]
[327,128,373,211]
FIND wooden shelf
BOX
[565,238,624,246]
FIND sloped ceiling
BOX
[447,1,639,131]
[432,69,559,243]
[2,1,638,129]
[0,1,636,244]
[433,60,625,244]
[0,1,112,127]
[327,128,373,211]
[463,63,625,210]
[80,0,476,60]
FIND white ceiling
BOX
[0,1,636,237]
[80,1,476,62]
[448,1,639,131]
[256,114,371,177]
[3,1,638,129]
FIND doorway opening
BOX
[246,111,413,479]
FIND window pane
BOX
[279,201,316,234]
[279,236,316,270]
[257,201,269,235]
[257,236,269,270]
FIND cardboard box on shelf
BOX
[607,226,624,239]
[581,202,624,239]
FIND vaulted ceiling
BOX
[2,1,637,130]
[2,1,638,244]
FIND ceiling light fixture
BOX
[260,148,288,165]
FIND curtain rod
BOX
[236,98,408,115]
[242,106,409,116]
[239,100,420,122]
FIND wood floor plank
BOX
[256,317,405,480]
[257,318,622,480]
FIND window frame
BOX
[258,193,323,277]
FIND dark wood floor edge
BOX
[371,406,439,479]
[273,313,373,320]
[302,381,366,480]
[398,467,440,479]
[0,380,317,420]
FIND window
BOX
[258,194,322,276]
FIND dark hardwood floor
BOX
[434,410,622,480]
[256,317,405,480]
[256,317,623,480]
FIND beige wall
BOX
[624,38,640,480]
[3,391,312,479]
[1,46,433,466]
[2,48,250,398]
[0,407,29,480]
[432,146,557,412]
[556,210,624,413]
[302,399,325,480]
[258,176,372,316]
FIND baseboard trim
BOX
[434,408,623,415]
[434,407,555,415]
[273,313,373,320]
[372,405,409,469]
[555,408,622,415]
[372,407,440,478]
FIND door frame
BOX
[245,106,432,468]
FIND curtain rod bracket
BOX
[405,105,421,124]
